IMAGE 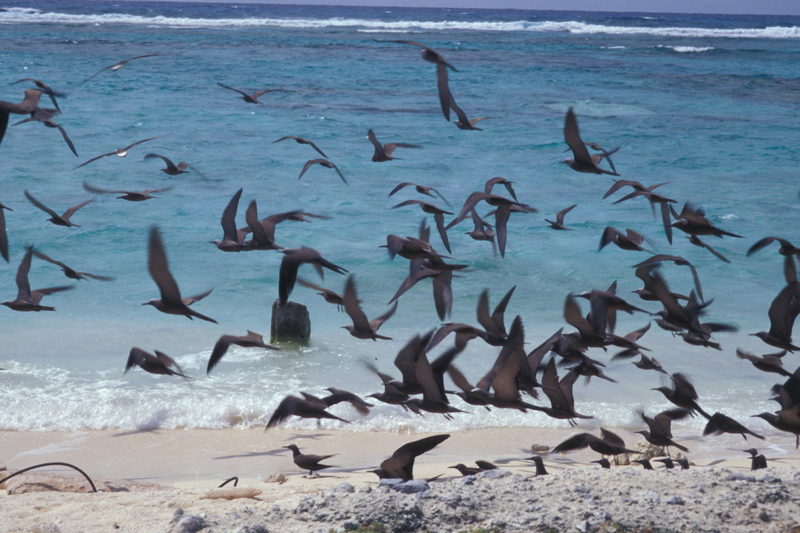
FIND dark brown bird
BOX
[744,448,768,470]
[392,199,452,254]
[301,388,374,415]
[545,204,577,230]
[342,275,397,340]
[362,330,434,396]
[736,348,791,376]
[465,209,497,258]
[484,177,517,201]
[652,372,711,419]
[206,331,278,374]
[73,135,166,170]
[1,247,73,312]
[217,82,277,104]
[298,158,347,185]
[124,347,189,380]
[636,408,691,456]
[373,39,457,122]
[283,444,336,476]
[389,182,451,208]
[0,89,54,147]
[688,234,731,263]
[752,404,800,449]
[449,461,496,476]
[279,247,348,305]
[24,190,93,228]
[368,129,420,161]
[11,78,63,111]
[562,107,620,176]
[144,226,217,323]
[80,54,159,84]
[13,113,78,157]
[266,395,350,429]
[526,455,548,476]
[0,201,10,263]
[31,248,114,281]
[297,278,344,310]
[631,354,668,374]
[752,258,800,352]
[703,412,764,440]
[599,227,647,252]
[213,188,246,252]
[670,203,742,239]
[655,457,675,469]
[144,153,207,179]
[748,237,800,257]
[83,181,173,202]
[634,254,704,303]
[537,358,594,425]
[369,434,450,481]
[633,458,653,470]
[552,428,635,464]
[449,94,495,131]
[273,135,327,158]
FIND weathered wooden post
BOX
[270,300,311,345]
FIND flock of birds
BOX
[1,39,799,478]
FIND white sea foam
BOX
[659,45,715,52]
[0,8,797,39]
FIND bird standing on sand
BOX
[744,448,768,470]
[283,444,337,476]
[124,347,189,380]
[278,247,348,305]
[217,82,277,104]
[2,247,73,312]
[370,434,450,481]
[144,226,217,323]
[206,331,278,374]
[73,135,166,170]
[562,107,620,176]
[24,191,94,228]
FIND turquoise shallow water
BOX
[1,3,800,447]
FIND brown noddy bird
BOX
[217,82,277,104]
[273,135,327,158]
[552,428,635,464]
[144,153,207,180]
[689,234,731,263]
[526,455,548,476]
[0,89,58,147]
[12,113,77,156]
[370,434,450,481]
[653,372,711,419]
[297,278,344,310]
[24,190,93,228]
[368,129,420,162]
[545,204,577,230]
[124,347,189,380]
[389,182,451,207]
[362,331,434,396]
[206,331,278,374]
[633,458,653,470]
[266,395,350,429]
[631,354,668,374]
[373,39,457,122]
[213,188,246,252]
[753,404,800,449]
[82,181,172,202]
[297,158,347,185]
[343,275,397,340]
[736,348,791,376]
[0,201,10,263]
[562,107,620,176]
[301,388,374,415]
[278,247,348,305]
[599,227,647,252]
[744,448,768,470]
[283,444,337,476]
[703,412,764,440]
[484,177,517,201]
[449,461,496,476]
[11,78,63,111]
[80,54,159,84]
[636,408,691,456]
[2,247,73,312]
[392,199,452,254]
[537,358,594,426]
[144,226,217,323]
[752,257,800,352]
[670,203,742,239]
[73,135,166,170]
[634,254,704,303]
[449,94,495,131]
[748,236,800,257]
[31,248,114,281]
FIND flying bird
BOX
[449,94,495,131]
[0,89,58,148]
[562,107,620,176]
[73,135,166,170]
[368,129,420,162]
[278,247,348,305]
[124,347,189,380]
[144,153,207,179]
[81,54,160,84]
[10,78,63,111]
[206,331,278,374]
[24,190,93,228]
[545,204,577,230]
[273,135,327,158]
[266,394,350,429]
[217,82,277,104]
[31,248,114,281]
[297,158,347,185]
[1,247,73,312]
[144,226,217,323]
[369,434,450,481]
[343,275,397,340]
[82,182,172,202]
[389,182,451,207]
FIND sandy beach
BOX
[2,427,799,532]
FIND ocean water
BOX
[1,2,799,450]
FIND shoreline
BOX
[2,427,799,532]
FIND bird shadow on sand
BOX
[111,427,162,438]
[213,448,287,461]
